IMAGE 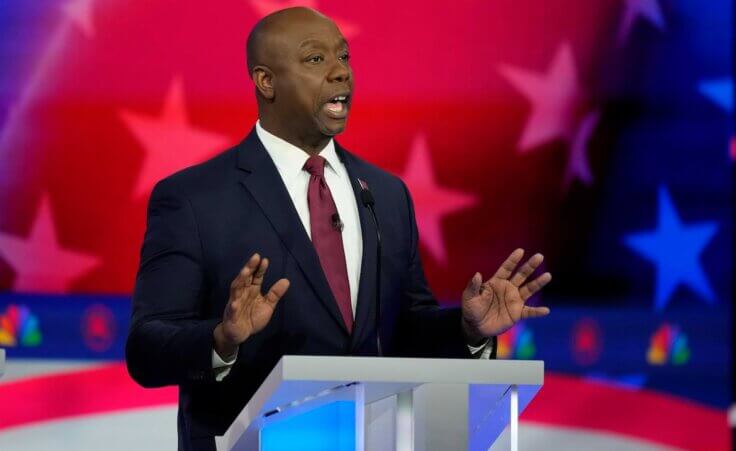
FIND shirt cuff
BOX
[212,348,237,382]
[467,338,494,360]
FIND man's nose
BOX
[328,60,351,83]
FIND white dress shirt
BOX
[212,122,491,380]
[255,121,363,312]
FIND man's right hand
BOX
[213,253,290,361]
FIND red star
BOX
[0,196,100,293]
[399,134,478,264]
[499,43,585,153]
[119,77,232,198]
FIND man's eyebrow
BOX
[298,38,350,50]
[299,39,326,49]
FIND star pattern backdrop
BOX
[0,0,732,450]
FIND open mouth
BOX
[322,94,351,119]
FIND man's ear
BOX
[252,65,275,100]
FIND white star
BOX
[250,0,317,17]
[399,134,478,264]
[0,196,100,293]
[119,77,233,198]
[61,0,95,38]
[499,43,585,153]
[564,110,600,190]
[248,0,360,39]
[618,0,665,45]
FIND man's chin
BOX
[317,117,348,136]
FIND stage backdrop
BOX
[0,0,732,449]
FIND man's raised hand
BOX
[461,249,551,342]
[213,253,290,360]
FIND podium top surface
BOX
[255,356,543,412]
[274,355,543,385]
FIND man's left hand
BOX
[461,248,551,343]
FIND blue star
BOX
[698,78,733,113]
[623,187,718,310]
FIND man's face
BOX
[271,17,353,138]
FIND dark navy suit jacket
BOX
[125,129,496,451]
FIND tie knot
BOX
[303,155,326,177]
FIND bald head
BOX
[245,6,353,153]
[246,7,337,76]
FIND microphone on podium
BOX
[359,182,383,357]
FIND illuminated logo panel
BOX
[497,323,535,359]
[647,323,690,366]
[0,304,42,347]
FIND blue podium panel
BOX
[260,401,356,451]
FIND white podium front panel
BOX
[217,356,543,451]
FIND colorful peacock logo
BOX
[0,304,42,347]
[647,323,689,366]
[497,323,535,359]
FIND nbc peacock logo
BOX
[497,323,535,359]
[647,323,689,366]
[0,304,43,347]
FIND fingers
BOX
[264,279,290,307]
[252,257,269,287]
[462,272,482,300]
[521,305,550,319]
[492,248,524,281]
[231,253,261,292]
[519,272,552,301]
[510,253,544,287]
[244,253,261,274]
[229,253,287,308]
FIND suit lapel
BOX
[236,130,349,335]
[336,145,378,349]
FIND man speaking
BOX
[125,7,551,451]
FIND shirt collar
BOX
[255,121,342,183]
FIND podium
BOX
[217,356,543,451]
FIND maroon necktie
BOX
[303,155,353,333]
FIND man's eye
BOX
[307,55,323,63]
[339,53,350,62]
